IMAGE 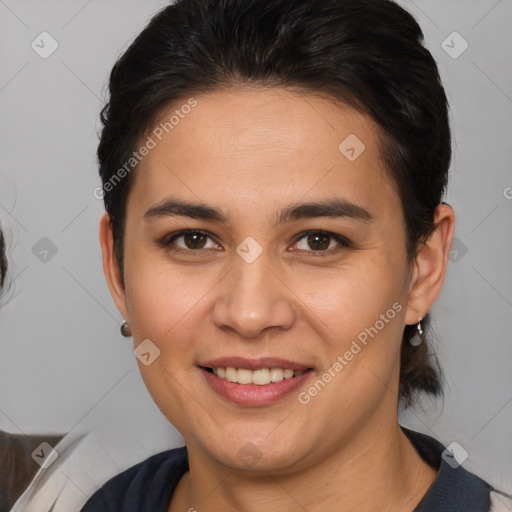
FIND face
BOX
[103,88,430,473]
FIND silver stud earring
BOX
[410,317,424,347]
[120,320,132,338]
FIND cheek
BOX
[123,246,213,346]
[295,268,406,407]
[288,259,408,411]
[122,255,212,427]
[292,259,406,342]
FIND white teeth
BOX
[270,368,283,382]
[225,367,238,383]
[237,368,253,385]
[252,368,270,385]
[211,367,305,385]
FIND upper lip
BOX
[200,357,312,372]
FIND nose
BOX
[212,253,296,338]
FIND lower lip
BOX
[200,368,313,406]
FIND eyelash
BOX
[159,229,352,258]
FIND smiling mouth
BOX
[202,366,310,386]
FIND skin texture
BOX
[100,88,455,512]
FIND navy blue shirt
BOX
[80,428,504,511]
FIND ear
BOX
[404,203,456,325]
[99,212,129,321]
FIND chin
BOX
[200,432,312,474]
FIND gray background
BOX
[0,0,511,492]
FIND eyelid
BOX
[290,230,352,254]
[160,229,221,250]
[168,229,215,242]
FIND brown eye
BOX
[292,230,351,256]
[182,232,208,249]
[162,230,219,252]
[306,233,330,251]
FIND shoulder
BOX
[402,426,511,512]
[80,446,188,512]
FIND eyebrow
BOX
[143,197,373,225]
[144,198,228,223]
[278,199,373,224]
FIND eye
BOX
[291,230,351,256]
[160,230,221,253]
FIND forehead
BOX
[132,87,397,214]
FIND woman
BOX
[81,0,511,510]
